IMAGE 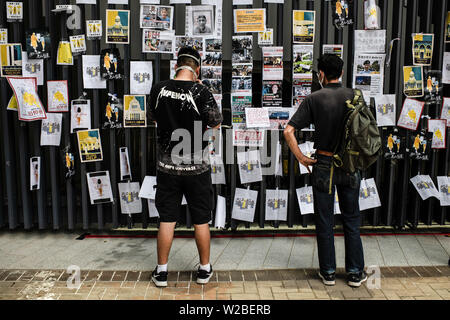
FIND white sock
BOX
[199,263,211,272]
[157,264,168,273]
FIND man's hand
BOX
[284,124,317,174]
[297,154,317,174]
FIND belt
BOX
[316,150,334,157]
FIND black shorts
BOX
[155,170,213,225]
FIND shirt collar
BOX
[325,82,343,88]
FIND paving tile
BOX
[216,238,253,270]
[242,271,256,282]
[396,236,433,266]
[230,271,243,282]
[236,238,272,270]
[139,271,152,282]
[125,271,140,281]
[178,271,192,281]
[416,236,450,266]
[111,271,127,282]
[99,271,114,281]
[377,236,408,266]
[288,237,315,269]
[263,238,294,269]
[217,271,230,282]
[4,271,24,281]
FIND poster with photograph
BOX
[245,108,270,129]
[410,175,440,201]
[22,52,44,86]
[428,119,446,149]
[412,33,434,66]
[353,53,385,103]
[296,186,314,215]
[382,127,405,160]
[56,41,73,65]
[203,51,222,67]
[265,107,293,130]
[424,70,442,103]
[354,30,386,53]
[106,9,130,44]
[6,2,23,22]
[143,30,175,54]
[82,55,106,89]
[26,30,50,59]
[262,81,283,108]
[124,95,146,128]
[130,61,153,95]
[375,94,396,127]
[119,147,132,181]
[175,36,204,54]
[237,150,263,184]
[232,94,251,125]
[203,79,222,95]
[204,127,222,157]
[186,5,215,37]
[441,97,450,127]
[231,188,258,223]
[170,59,177,79]
[139,176,157,200]
[87,171,113,204]
[293,45,313,107]
[408,129,432,161]
[40,113,62,146]
[86,20,102,40]
[323,44,344,58]
[30,157,40,191]
[69,35,86,55]
[262,47,283,81]
[0,29,7,44]
[265,189,288,221]
[293,10,315,44]
[100,48,123,80]
[204,38,222,53]
[233,8,266,34]
[210,154,226,185]
[233,128,264,147]
[298,141,315,174]
[118,182,142,214]
[232,35,252,64]
[359,178,381,211]
[0,43,22,76]
[77,129,103,163]
[332,0,353,29]
[202,66,222,80]
[7,77,46,121]
[232,70,252,93]
[258,28,273,46]
[397,98,424,131]
[437,176,450,206]
[47,80,69,112]
[71,99,91,133]
[403,66,424,98]
[444,52,450,84]
[140,5,173,30]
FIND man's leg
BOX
[194,223,211,266]
[157,222,177,265]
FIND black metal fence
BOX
[0,0,448,232]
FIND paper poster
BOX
[265,107,293,130]
[22,52,44,86]
[70,99,91,133]
[30,157,40,191]
[424,70,442,103]
[323,44,344,58]
[203,79,222,95]
[292,45,313,107]
[233,0,252,4]
[274,141,282,176]
[233,9,266,34]
[231,188,258,223]
[69,35,86,55]
[332,0,353,29]
[62,147,76,179]
[245,108,270,129]
[143,30,175,54]
[140,5,173,30]
[262,81,283,108]
[408,129,432,161]
[437,176,450,206]
[293,10,315,44]
[170,59,177,79]
[124,95,146,128]
[202,66,222,80]
[412,33,434,66]
[237,150,263,184]
[140,176,157,200]
[103,93,122,129]
[6,2,23,22]
[205,128,222,157]
[428,119,446,149]
[233,128,264,147]
[258,28,273,46]
[47,80,69,112]
[214,195,226,229]
[106,9,130,44]
[119,147,132,181]
[354,30,386,53]
[232,94,251,125]
[175,36,204,55]
[86,20,102,40]
[77,0,97,4]
[397,98,424,131]
[232,35,252,64]
[232,70,252,93]
[7,95,18,111]
[56,41,73,65]
[82,55,106,89]
[77,129,103,163]
[40,113,62,146]
[130,61,153,95]
[147,199,159,218]
[298,141,315,174]
[108,0,128,4]
[100,48,123,80]
[265,189,288,221]
[441,97,450,127]
[26,30,50,59]
[0,29,7,44]
[444,53,450,84]
[204,38,222,54]
[118,182,142,214]
[7,77,46,121]
[410,175,440,201]
[296,186,314,215]
[334,192,341,215]
[210,154,226,185]
[403,66,424,97]
[359,178,381,211]
[383,127,405,160]
[186,5,215,37]
[262,47,283,81]
[0,43,22,76]
[375,94,396,127]
[353,53,385,103]
[446,12,450,43]
[364,0,381,29]
[87,171,113,204]
[199,0,222,38]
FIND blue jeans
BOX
[311,155,365,275]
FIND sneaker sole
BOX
[152,276,168,287]
[197,271,213,285]
[318,272,335,286]
[348,275,368,288]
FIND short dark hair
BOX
[197,15,207,20]
[317,54,344,81]
[177,46,201,69]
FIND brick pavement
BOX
[0,266,449,300]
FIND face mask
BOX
[175,66,199,81]
[318,72,324,88]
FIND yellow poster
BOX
[0,43,23,77]
[233,9,266,34]
[293,10,315,44]
[77,129,103,163]
[106,10,130,44]
[56,41,73,65]
[7,95,18,111]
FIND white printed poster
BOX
[40,113,62,146]
[70,99,91,133]
[262,46,283,80]
[130,61,153,95]
[47,80,69,112]
[428,119,446,149]
[358,178,381,211]
[410,175,440,201]
[118,182,142,214]
[7,77,46,121]
[397,98,424,131]
[22,52,44,86]
[245,108,270,129]
[6,2,23,21]
[82,55,106,89]
[353,53,385,103]
[323,44,344,58]
[87,171,114,205]
[148,199,159,218]
[185,5,215,37]
[139,176,157,200]
[298,141,315,174]
[210,154,226,185]
[119,147,132,181]
[443,52,450,84]
[86,20,102,40]
[69,35,87,55]
[354,30,386,53]
[214,195,226,229]
[30,157,40,190]
[233,128,264,147]
[231,188,258,223]
[265,189,288,221]
[437,176,450,207]
[374,94,396,127]
[296,186,314,215]
[237,150,263,184]
[258,28,273,46]
[0,29,7,44]
[441,97,450,127]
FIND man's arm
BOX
[283,125,317,173]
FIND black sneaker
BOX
[347,271,368,288]
[318,271,336,286]
[151,267,168,287]
[196,265,213,285]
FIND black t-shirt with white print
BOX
[148,79,223,176]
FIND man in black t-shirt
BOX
[148,47,222,287]
[284,54,367,288]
